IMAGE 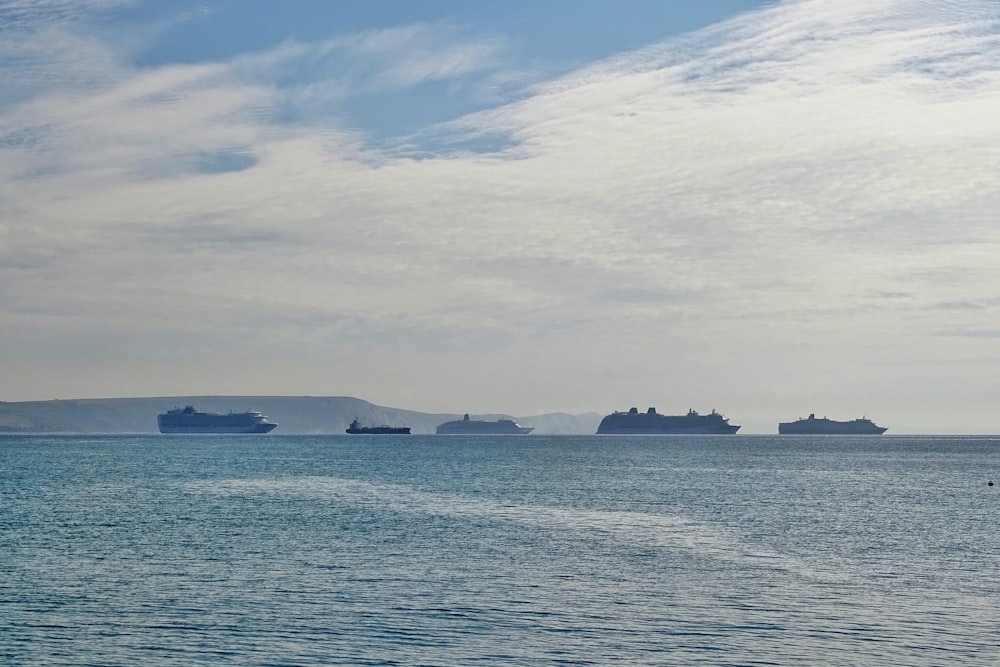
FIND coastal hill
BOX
[0,396,602,435]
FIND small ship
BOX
[436,413,533,435]
[157,405,277,434]
[596,407,740,434]
[778,413,887,435]
[345,419,411,435]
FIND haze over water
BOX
[2,434,998,665]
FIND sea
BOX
[2,434,998,666]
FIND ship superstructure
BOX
[778,413,887,435]
[436,413,534,435]
[596,407,739,434]
[345,419,411,435]
[157,405,277,434]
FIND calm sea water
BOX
[2,434,998,665]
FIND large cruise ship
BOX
[596,407,740,434]
[436,414,534,435]
[778,413,887,435]
[157,405,278,434]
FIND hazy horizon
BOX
[3,0,1000,434]
[0,394,983,436]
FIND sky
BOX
[2,0,1000,433]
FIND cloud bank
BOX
[2,0,999,432]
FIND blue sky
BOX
[118,1,769,143]
[2,0,1000,432]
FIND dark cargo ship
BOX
[778,413,887,435]
[345,419,411,435]
[596,407,739,434]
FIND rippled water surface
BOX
[2,434,999,665]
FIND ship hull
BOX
[436,426,534,435]
[597,424,740,435]
[346,427,411,435]
[436,419,533,434]
[778,423,887,435]
[158,423,278,434]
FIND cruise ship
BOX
[596,407,740,434]
[436,414,534,435]
[778,413,887,435]
[345,419,411,435]
[157,406,278,434]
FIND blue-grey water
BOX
[2,434,998,665]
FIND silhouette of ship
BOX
[345,419,411,435]
[436,414,533,434]
[596,407,739,434]
[778,413,887,435]
[157,405,277,434]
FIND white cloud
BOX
[2,0,1000,431]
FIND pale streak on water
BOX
[2,434,999,665]
[189,476,832,581]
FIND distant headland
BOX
[0,396,602,435]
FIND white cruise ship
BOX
[157,406,277,434]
